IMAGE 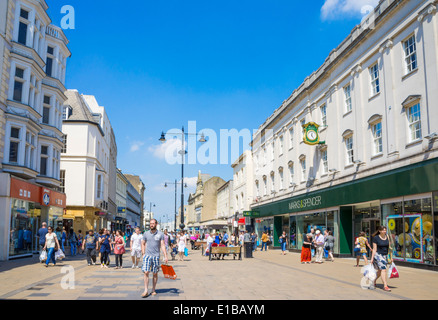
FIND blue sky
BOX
[47,0,377,223]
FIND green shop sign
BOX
[252,158,438,218]
[243,211,260,218]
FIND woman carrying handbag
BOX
[113,230,126,269]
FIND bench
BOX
[209,246,242,261]
[194,241,207,253]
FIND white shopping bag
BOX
[39,250,47,262]
[55,249,65,260]
[360,264,377,290]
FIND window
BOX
[370,63,380,96]
[300,159,306,181]
[60,170,66,193]
[97,175,102,199]
[40,145,48,176]
[404,35,417,74]
[13,67,25,102]
[372,122,383,155]
[279,136,284,155]
[25,131,36,169]
[279,169,284,190]
[289,128,294,149]
[407,103,422,141]
[320,104,327,127]
[270,173,275,193]
[46,46,55,77]
[61,135,67,153]
[255,181,260,197]
[263,147,267,166]
[271,142,275,161]
[344,85,352,113]
[263,176,267,196]
[345,136,354,165]
[18,22,28,46]
[301,119,306,140]
[321,149,328,174]
[289,163,294,186]
[9,127,21,163]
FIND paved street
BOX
[1,247,438,300]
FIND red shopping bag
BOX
[389,263,400,279]
[161,264,177,280]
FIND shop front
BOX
[251,158,438,269]
[3,177,66,260]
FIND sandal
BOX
[141,291,150,298]
[384,286,391,292]
[151,292,157,296]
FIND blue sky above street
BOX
[46,0,378,222]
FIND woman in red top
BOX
[112,230,126,269]
[301,234,312,264]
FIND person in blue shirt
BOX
[99,228,112,268]
[61,227,67,253]
[223,232,229,245]
[38,222,48,252]
[82,230,98,266]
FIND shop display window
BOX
[10,199,34,257]
[385,197,434,265]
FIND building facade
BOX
[60,90,115,233]
[0,0,70,260]
[124,174,145,229]
[232,150,254,233]
[217,180,234,235]
[250,0,438,268]
[115,168,128,231]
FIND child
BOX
[171,244,178,260]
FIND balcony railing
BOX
[46,25,69,46]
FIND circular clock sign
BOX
[302,122,325,146]
[43,192,50,206]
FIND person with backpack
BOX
[68,229,78,256]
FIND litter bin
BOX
[244,242,253,258]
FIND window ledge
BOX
[320,127,327,133]
[405,139,422,149]
[371,153,384,160]
[343,110,352,118]
[402,68,418,81]
[344,164,354,170]
[368,92,381,102]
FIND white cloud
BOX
[321,0,379,21]
[129,141,145,152]
[148,138,186,164]
[180,176,198,189]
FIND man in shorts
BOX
[141,219,168,298]
[130,227,143,269]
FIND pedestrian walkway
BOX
[0,248,437,300]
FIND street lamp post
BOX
[149,202,156,230]
[160,126,206,230]
[164,180,187,232]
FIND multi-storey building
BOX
[60,90,115,233]
[0,0,70,260]
[232,150,254,232]
[217,180,234,235]
[115,168,128,231]
[186,170,226,234]
[250,0,438,268]
[124,174,145,229]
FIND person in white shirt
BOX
[177,231,188,261]
[130,227,143,268]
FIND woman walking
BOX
[314,230,325,263]
[177,231,188,261]
[113,230,126,269]
[279,231,288,255]
[61,227,67,253]
[301,233,312,264]
[99,229,112,268]
[43,226,60,267]
[325,230,335,262]
[355,231,372,267]
[77,230,83,254]
[370,226,391,291]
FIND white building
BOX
[60,90,115,233]
[232,150,254,232]
[0,0,70,260]
[250,0,438,267]
[217,180,234,234]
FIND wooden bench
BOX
[194,241,207,249]
[209,246,242,261]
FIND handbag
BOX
[184,247,189,256]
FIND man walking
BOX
[141,219,168,298]
[82,230,98,266]
[37,222,48,262]
[130,227,143,269]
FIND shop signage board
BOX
[243,211,261,217]
[10,178,66,208]
[252,158,438,218]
